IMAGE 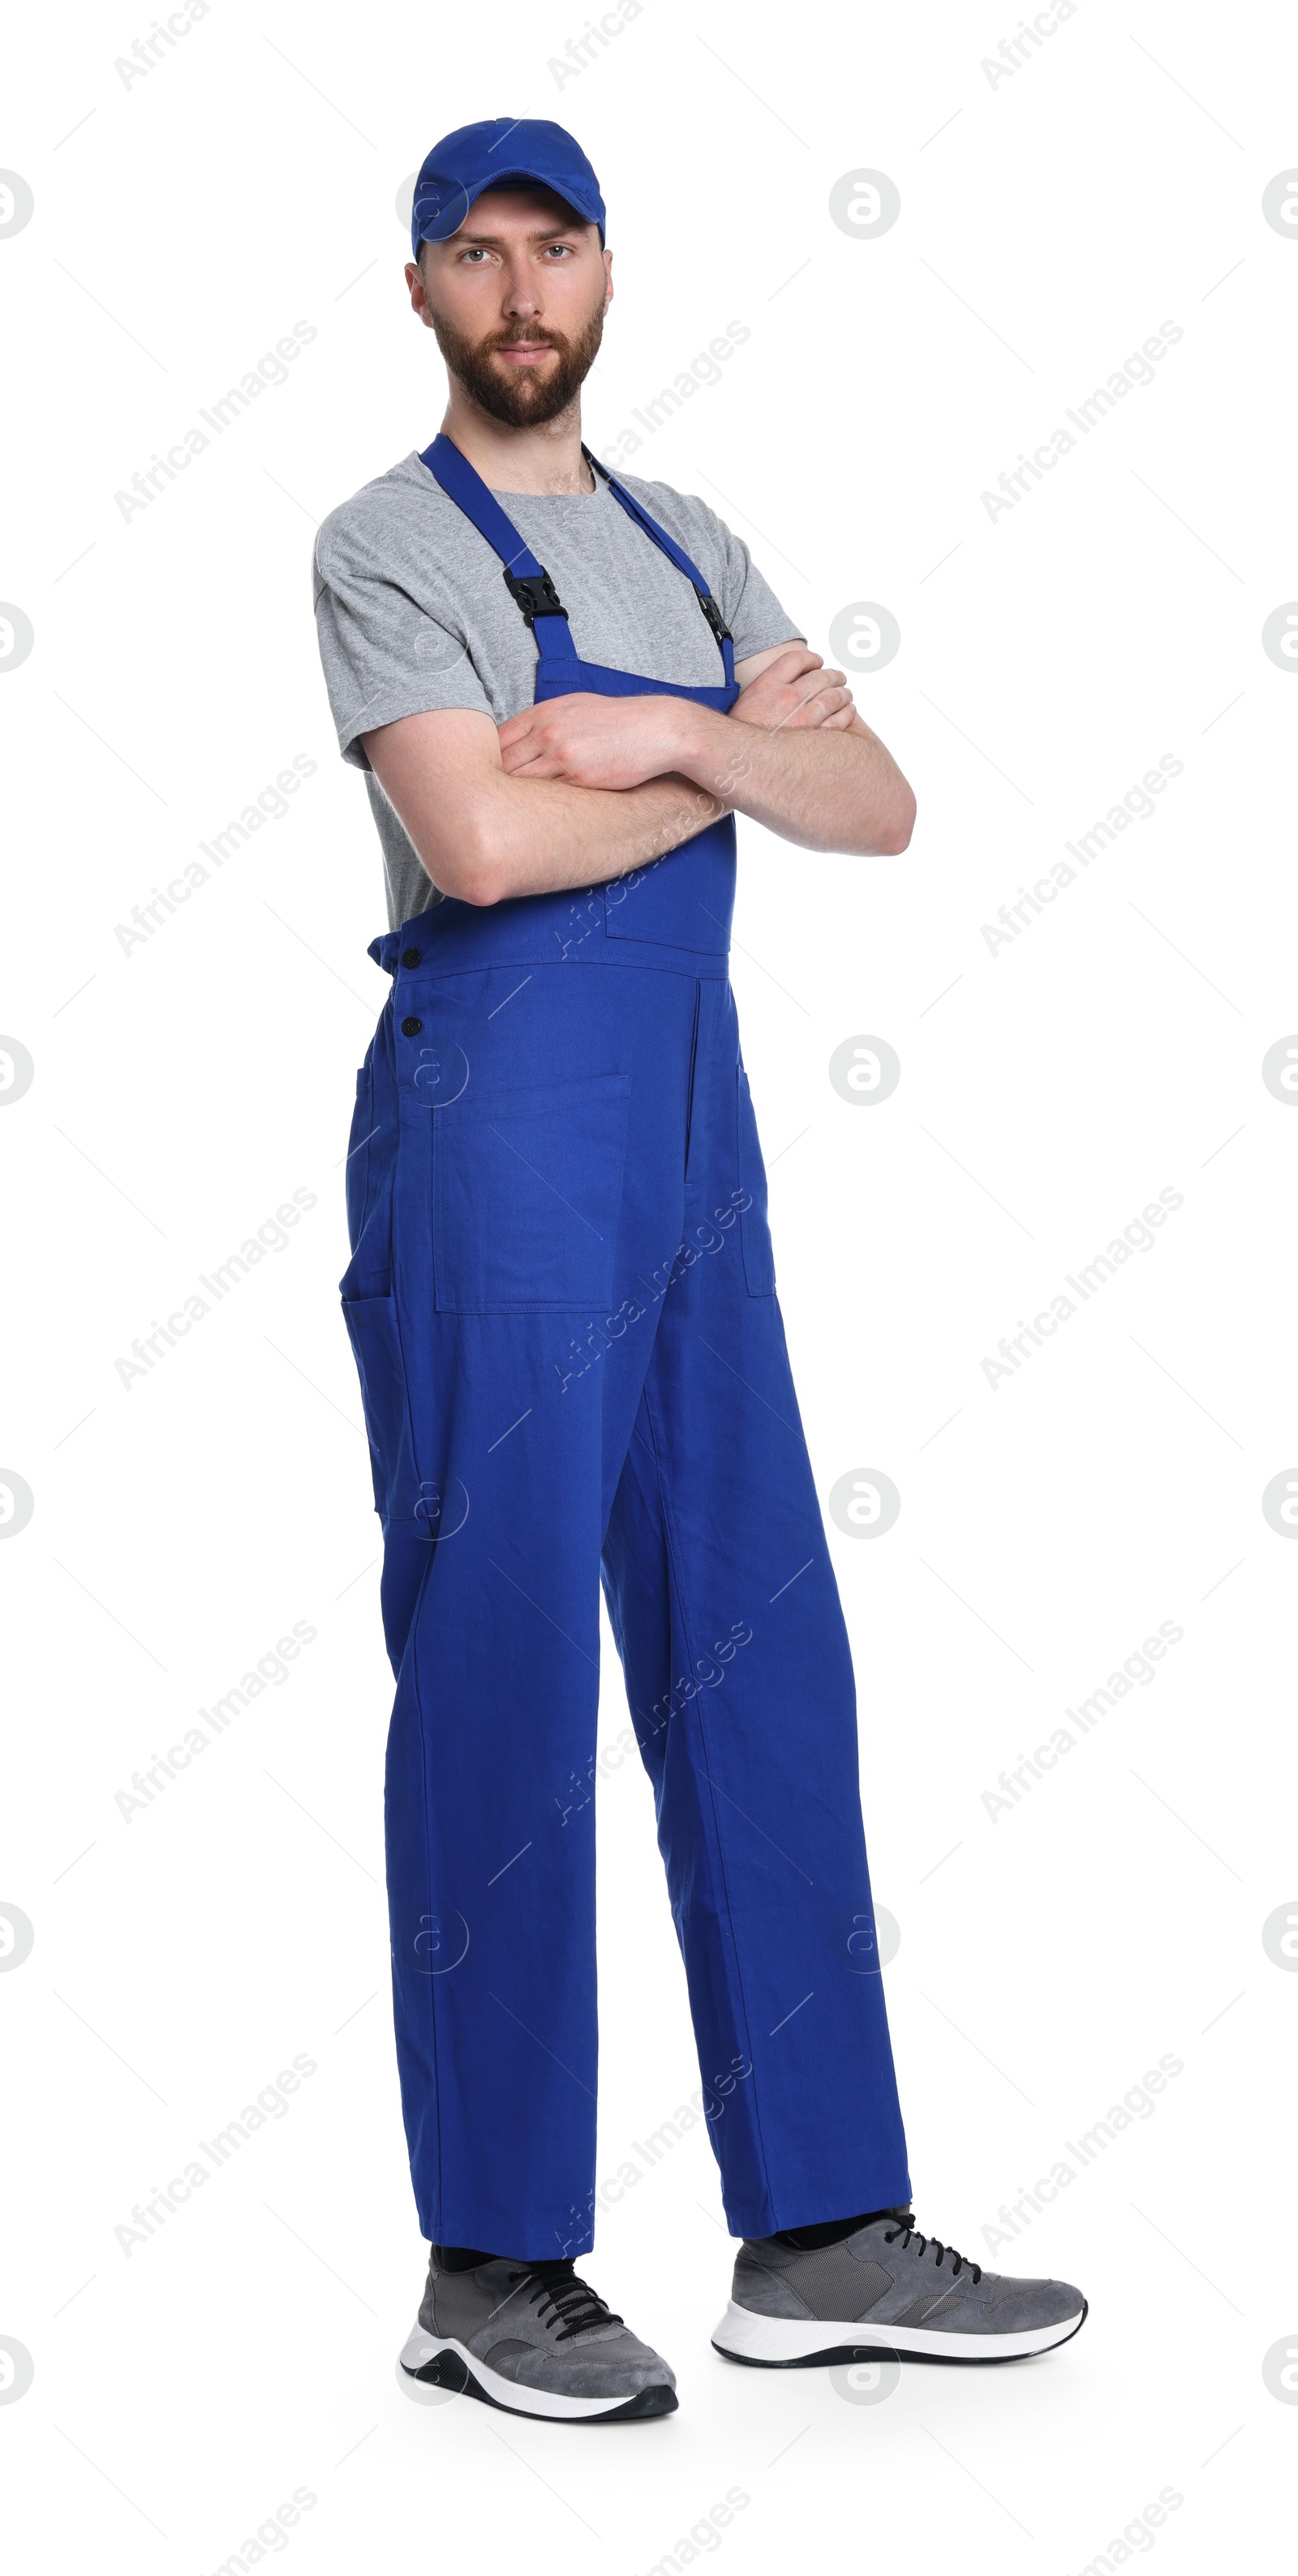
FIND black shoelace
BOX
[504,2260,624,2342]
[882,2209,982,2285]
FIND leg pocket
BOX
[342,1292,415,1521]
[737,1064,776,1297]
[433,1072,631,1313]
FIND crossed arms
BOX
[360,644,916,908]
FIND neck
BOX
[439,387,595,495]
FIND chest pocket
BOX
[603,814,737,954]
[432,1072,631,1312]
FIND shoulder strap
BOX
[419,432,734,682]
[419,434,579,664]
[583,447,734,673]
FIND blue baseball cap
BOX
[410,118,606,256]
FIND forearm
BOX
[365,717,726,905]
[675,705,915,856]
[466,769,726,904]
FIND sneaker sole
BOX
[398,2327,677,2422]
[710,2297,1088,2367]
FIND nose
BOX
[501,256,544,317]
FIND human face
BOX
[409,187,612,427]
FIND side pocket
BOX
[344,1054,376,1259]
[342,1012,398,1299]
[737,1064,776,1297]
[341,1292,413,1524]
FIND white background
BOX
[2,2,1296,2569]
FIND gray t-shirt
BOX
[312,451,802,931]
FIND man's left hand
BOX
[730,646,857,733]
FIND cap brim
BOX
[417,167,600,242]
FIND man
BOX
[313,117,1086,2424]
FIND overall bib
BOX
[341,433,910,2259]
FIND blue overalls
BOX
[341,432,910,2258]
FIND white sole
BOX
[398,2322,675,2420]
[711,2297,1088,2365]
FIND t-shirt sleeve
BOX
[312,512,492,771]
[659,491,804,664]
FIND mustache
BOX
[486,328,568,350]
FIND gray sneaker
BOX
[713,2209,1086,2366]
[399,2251,677,2421]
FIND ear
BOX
[405,260,436,328]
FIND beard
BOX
[428,298,606,428]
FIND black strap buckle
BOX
[503,566,569,626]
[694,586,733,647]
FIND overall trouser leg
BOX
[600,979,910,2238]
[383,1391,608,2261]
[357,957,702,2258]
